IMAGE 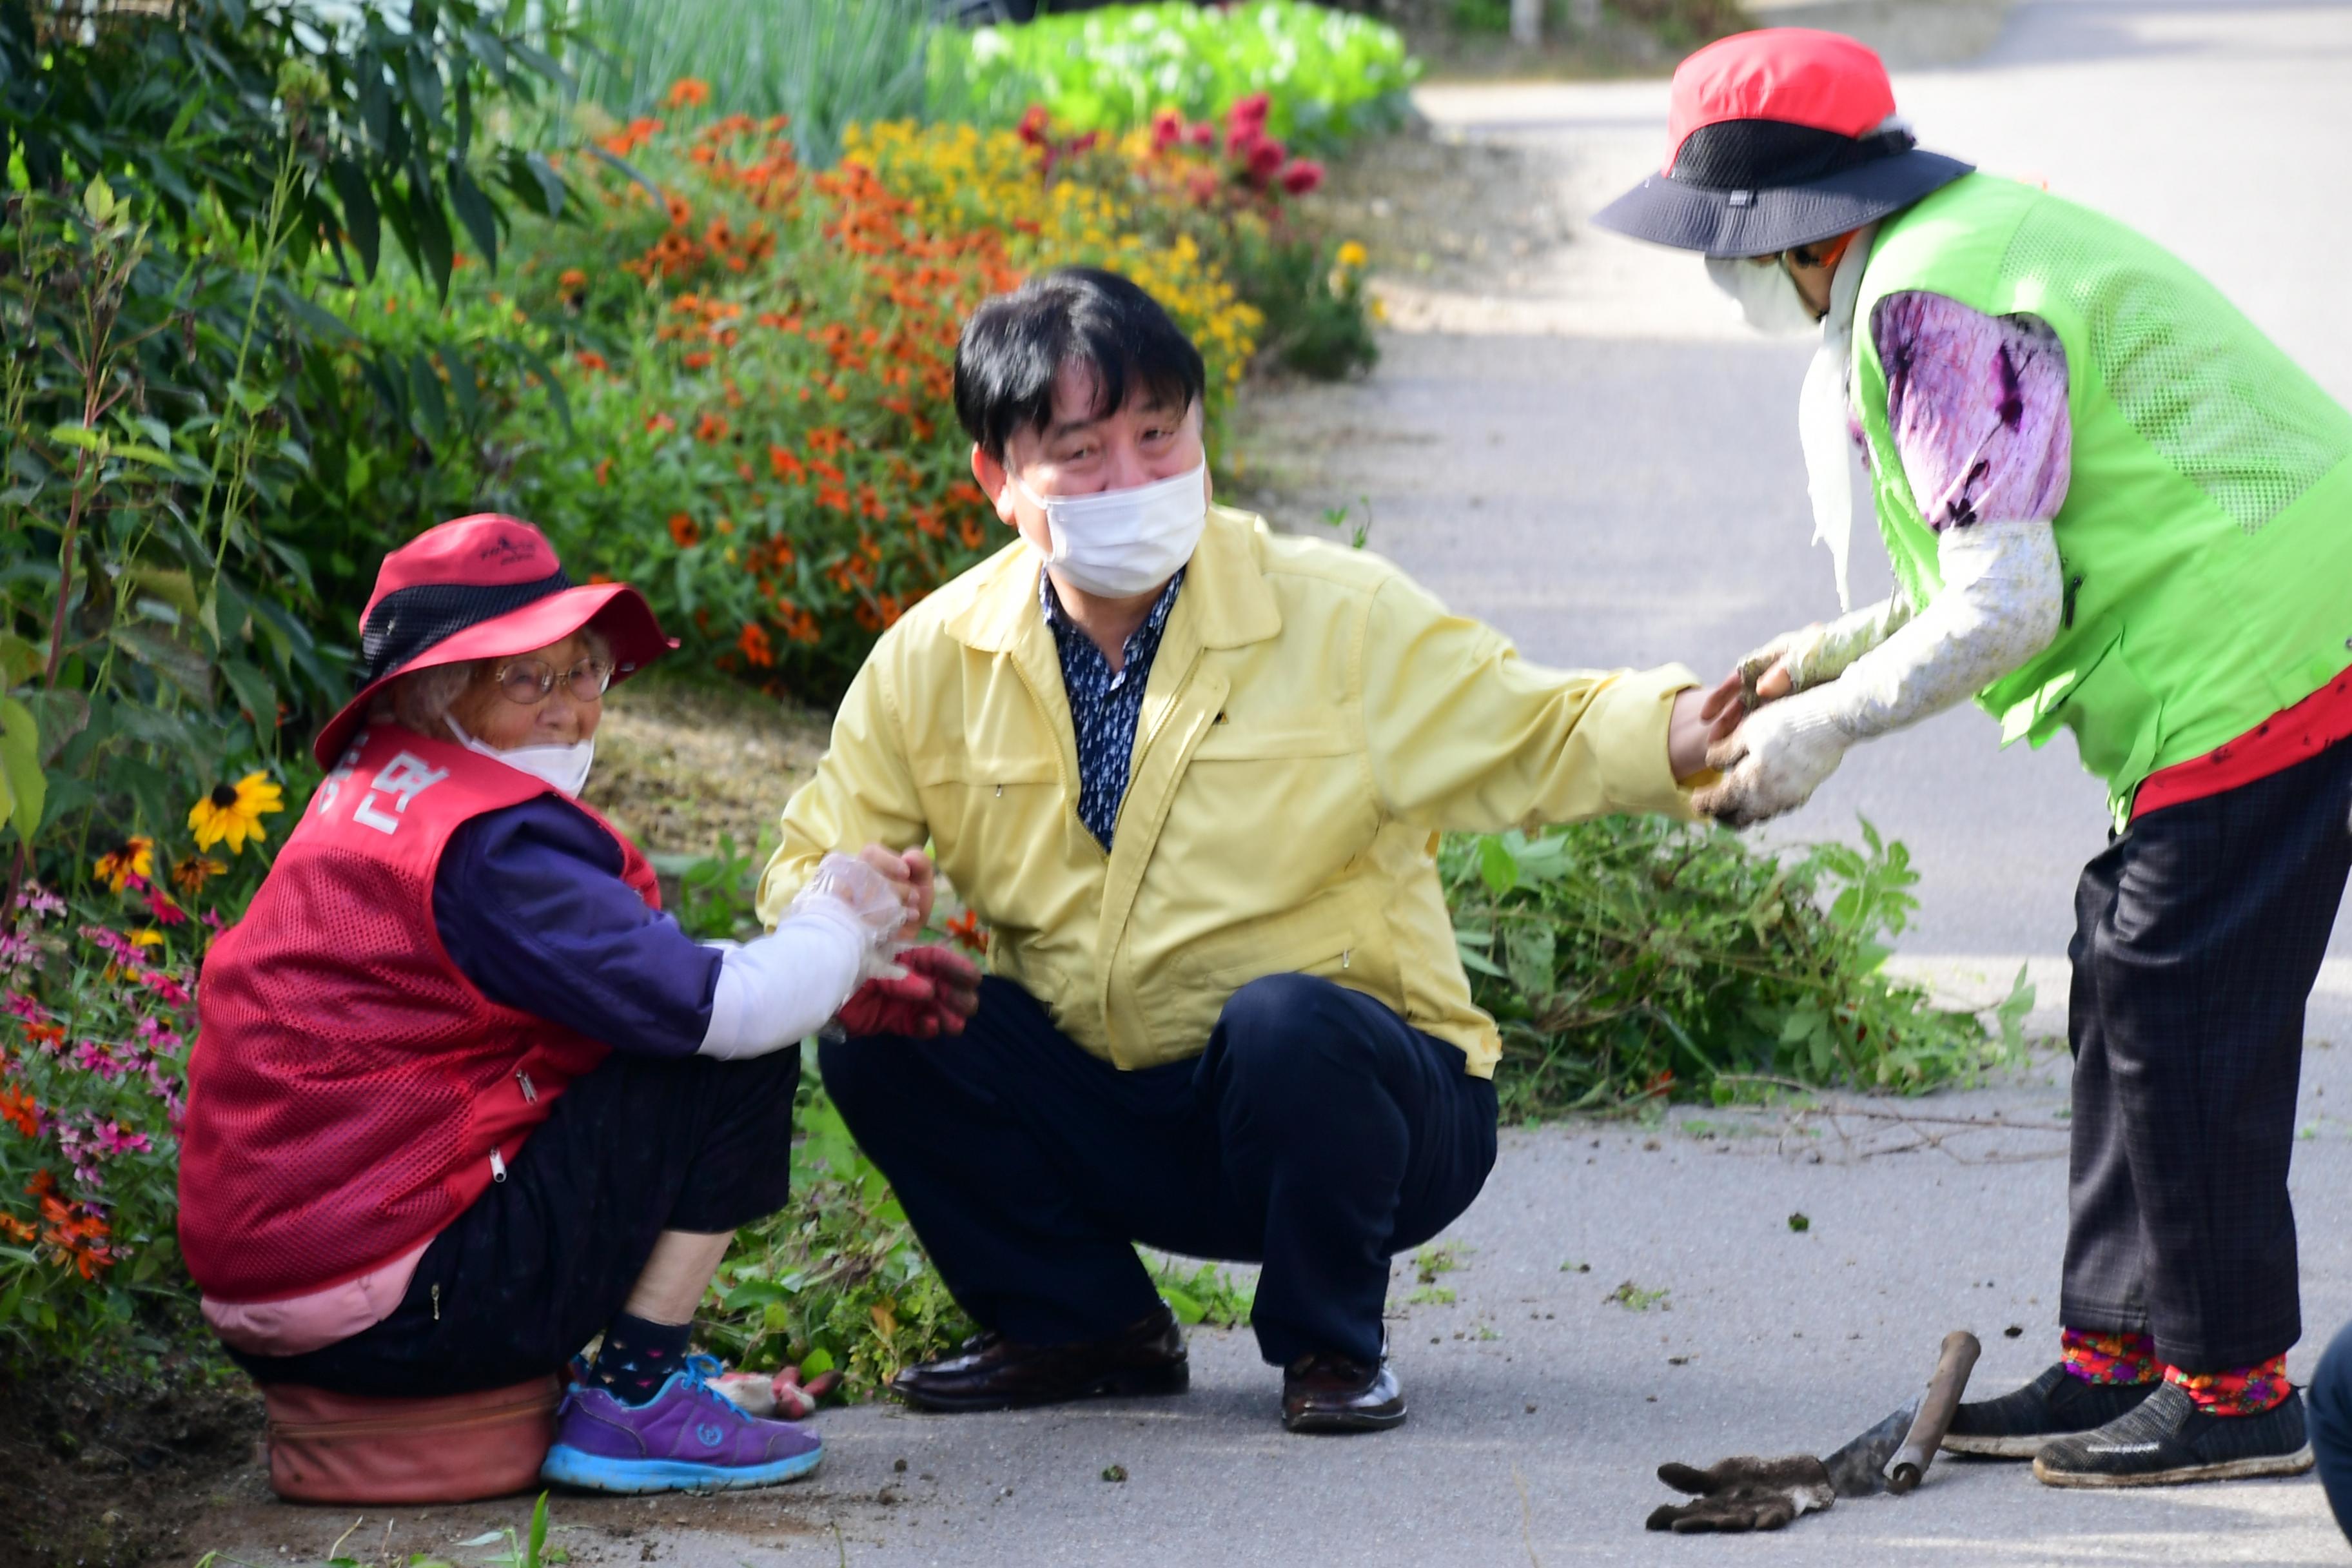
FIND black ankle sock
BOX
[588,1313,693,1406]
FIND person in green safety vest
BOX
[1596,26,2352,1490]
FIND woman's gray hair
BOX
[371,625,612,738]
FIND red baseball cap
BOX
[1592,29,1971,256]
[313,514,674,765]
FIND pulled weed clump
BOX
[1442,816,2030,1117]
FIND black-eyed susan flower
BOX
[188,772,284,854]
[93,837,153,893]
[170,854,227,895]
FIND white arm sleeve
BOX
[696,853,907,1061]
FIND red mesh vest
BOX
[179,727,658,1302]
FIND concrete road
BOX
[211,5,2352,1564]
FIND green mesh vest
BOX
[1853,173,2352,821]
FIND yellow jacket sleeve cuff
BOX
[1584,663,1702,819]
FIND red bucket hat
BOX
[313,514,674,766]
[1591,28,1971,257]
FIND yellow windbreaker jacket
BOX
[757,506,1697,1079]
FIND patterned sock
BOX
[2061,1326,2159,1385]
[2166,1354,2292,1416]
[588,1313,693,1406]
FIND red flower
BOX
[1228,92,1271,133]
[945,908,989,956]
[1279,157,1325,196]
[1243,137,1286,188]
[1151,108,1184,151]
[668,512,700,547]
[645,412,678,437]
[0,1084,37,1137]
[1186,122,1216,148]
[1016,105,1052,147]
[737,623,774,668]
[574,349,609,373]
[694,412,730,443]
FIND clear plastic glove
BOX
[1645,1455,1836,1533]
[1691,686,1852,828]
[792,851,913,981]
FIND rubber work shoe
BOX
[2033,1381,2315,1487]
[1943,1362,2158,1458]
[540,1353,823,1493]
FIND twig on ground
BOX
[1514,1462,1542,1568]
[1705,1074,2069,1164]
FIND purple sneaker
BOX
[540,1353,823,1493]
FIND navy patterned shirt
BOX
[1041,567,1186,849]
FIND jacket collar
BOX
[939,504,1282,655]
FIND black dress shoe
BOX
[890,1305,1188,1413]
[1282,1351,1406,1433]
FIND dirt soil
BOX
[1305,123,1566,295]
[580,674,834,859]
[3,1358,262,1568]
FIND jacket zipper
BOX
[515,1068,537,1102]
[431,1284,440,1321]
[489,1149,507,1183]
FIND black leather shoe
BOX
[1282,1352,1406,1433]
[890,1305,1188,1413]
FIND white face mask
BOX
[446,714,596,798]
[1705,252,1823,338]
[1015,459,1208,599]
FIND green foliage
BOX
[567,0,935,168]
[1145,1251,1255,1327]
[1442,815,2031,1115]
[932,0,1421,153]
[700,1072,976,1397]
[1243,231,1380,380]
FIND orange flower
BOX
[574,349,609,373]
[668,512,700,548]
[807,427,847,458]
[816,485,851,514]
[738,623,774,667]
[664,77,711,110]
[695,412,730,443]
[682,350,713,371]
[558,267,588,292]
[945,908,989,955]
[0,1211,33,1244]
[767,445,805,482]
[0,1084,37,1137]
[645,412,677,437]
[594,456,612,487]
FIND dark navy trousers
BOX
[819,973,1499,1367]
[2311,1320,2352,1541]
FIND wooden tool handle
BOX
[1885,1329,1981,1494]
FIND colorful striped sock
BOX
[2061,1326,2159,1385]
[2166,1355,2291,1416]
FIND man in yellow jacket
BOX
[760,268,1712,1432]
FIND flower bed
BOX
[931,0,1420,152]
[471,92,1365,698]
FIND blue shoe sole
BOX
[539,1442,824,1494]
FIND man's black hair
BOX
[952,268,1208,462]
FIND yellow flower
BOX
[1335,240,1369,271]
[128,928,164,948]
[93,836,154,892]
[188,771,286,854]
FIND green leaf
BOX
[0,700,42,842]
[449,163,500,273]
[1475,834,1518,897]
[1159,1284,1204,1324]
[46,424,104,453]
[330,156,382,279]
[409,349,449,440]
[798,1346,834,1377]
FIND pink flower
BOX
[1279,157,1325,196]
[1227,92,1271,134]
[5,991,49,1024]
[137,968,192,1008]
[134,1015,185,1057]
[12,883,63,920]
[145,888,188,926]
[79,925,139,963]
[92,1120,152,1157]
[72,1039,128,1080]
[1151,108,1184,150]
[0,931,38,970]
[1186,122,1216,148]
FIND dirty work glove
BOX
[837,944,982,1041]
[1690,685,1852,828]
[1645,1455,1836,1533]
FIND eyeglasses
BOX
[493,656,612,707]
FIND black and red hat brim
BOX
[1594,142,1972,258]
[313,579,672,767]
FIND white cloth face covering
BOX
[698,852,910,1061]
[1797,223,1879,612]
[1017,459,1208,598]
[445,714,596,798]
[1705,253,1822,338]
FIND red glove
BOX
[836,945,981,1039]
